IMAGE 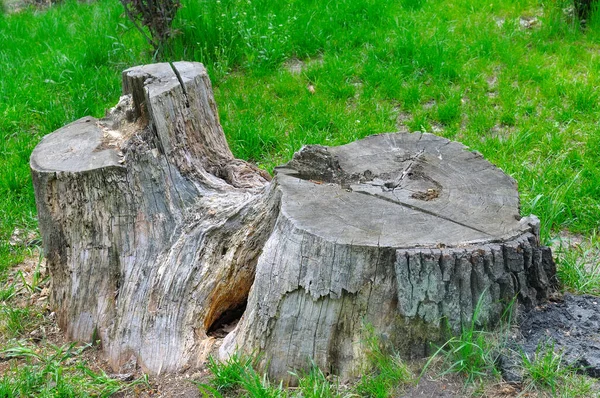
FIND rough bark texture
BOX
[31,62,556,381]
[31,62,275,374]
[221,135,556,382]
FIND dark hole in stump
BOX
[206,300,248,338]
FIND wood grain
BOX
[221,136,555,382]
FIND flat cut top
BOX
[277,132,529,248]
[30,117,122,173]
[30,62,206,174]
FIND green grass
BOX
[354,324,413,397]
[0,341,147,396]
[197,328,413,398]
[521,342,566,395]
[201,354,253,393]
[196,354,286,398]
[555,233,600,295]
[295,366,341,398]
[1,0,600,395]
[421,293,503,386]
[520,341,597,397]
[0,305,41,338]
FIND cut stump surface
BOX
[31,62,556,382]
[221,133,555,381]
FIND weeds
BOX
[199,327,414,398]
[426,324,498,383]
[0,305,40,337]
[421,294,500,385]
[295,365,341,398]
[0,283,16,301]
[237,370,285,398]
[355,324,413,397]
[521,341,566,394]
[519,340,596,397]
[196,354,286,398]
[16,253,47,294]
[0,341,132,396]
[203,353,252,393]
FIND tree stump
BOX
[31,62,556,381]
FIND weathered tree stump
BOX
[31,62,556,381]
[31,62,275,374]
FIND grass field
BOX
[1,0,600,395]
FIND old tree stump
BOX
[31,62,556,381]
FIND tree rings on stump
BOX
[221,133,555,381]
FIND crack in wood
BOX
[353,187,492,237]
[169,62,190,108]
[385,149,425,190]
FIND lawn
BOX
[1,0,599,395]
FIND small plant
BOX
[237,368,286,398]
[17,254,47,294]
[204,353,251,393]
[197,353,287,398]
[0,283,16,302]
[295,365,340,398]
[0,306,40,337]
[120,0,181,58]
[421,292,501,384]
[0,341,135,396]
[521,341,568,395]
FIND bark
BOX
[220,135,555,382]
[31,62,274,373]
[31,62,556,381]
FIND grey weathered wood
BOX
[31,62,555,381]
[220,136,555,382]
[31,62,275,374]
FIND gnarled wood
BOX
[31,62,275,374]
[31,62,555,381]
